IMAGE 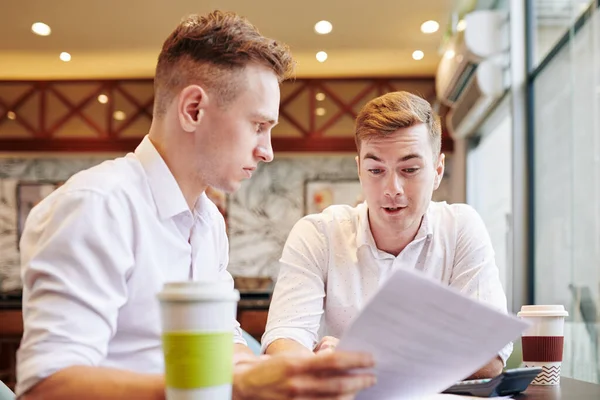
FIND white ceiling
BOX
[0,0,454,79]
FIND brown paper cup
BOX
[518,305,568,386]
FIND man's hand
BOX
[467,356,504,380]
[233,351,376,400]
[313,336,340,354]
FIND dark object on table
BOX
[234,276,272,309]
[443,367,543,397]
[0,290,22,310]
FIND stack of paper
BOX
[337,268,528,399]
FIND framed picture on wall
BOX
[304,179,363,215]
[16,181,63,243]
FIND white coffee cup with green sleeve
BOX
[158,281,240,400]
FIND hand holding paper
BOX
[337,268,529,399]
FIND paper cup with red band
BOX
[517,305,569,386]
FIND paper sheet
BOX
[337,268,528,400]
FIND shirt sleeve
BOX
[261,217,328,354]
[16,189,135,396]
[449,204,513,365]
[215,214,246,346]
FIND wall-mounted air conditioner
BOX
[436,10,509,139]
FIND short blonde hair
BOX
[355,91,442,157]
[154,10,295,117]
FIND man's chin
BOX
[378,209,413,226]
[207,180,240,194]
[222,183,240,194]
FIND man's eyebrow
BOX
[251,112,278,126]
[363,153,382,162]
[362,153,423,162]
[398,153,423,162]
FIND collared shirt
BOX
[262,201,513,363]
[16,136,244,397]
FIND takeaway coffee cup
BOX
[158,281,240,399]
[517,305,569,385]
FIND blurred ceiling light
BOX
[314,20,333,35]
[412,50,425,61]
[316,51,328,62]
[420,20,439,34]
[457,19,467,32]
[97,94,109,104]
[315,92,326,101]
[113,111,126,121]
[444,49,456,59]
[7,111,16,120]
[315,107,326,116]
[31,22,51,36]
[59,52,71,62]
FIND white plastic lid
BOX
[517,304,568,318]
[157,280,240,302]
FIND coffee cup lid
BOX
[517,304,568,317]
[157,280,240,302]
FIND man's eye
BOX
[368,169,383,175]
[404,168,419,174]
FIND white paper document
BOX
[337,268,529,400]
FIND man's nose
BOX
[256,133,274,163]
[384,173,403,197]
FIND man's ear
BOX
[355,155,361,182]
[177,85,209,133]
[433,153,445,190]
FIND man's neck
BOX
[368,212,422,257]
[147,134,205,211]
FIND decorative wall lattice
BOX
[0,77,452,153]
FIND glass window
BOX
[466,96,513,302]
[529,0,594,69]
[532,6,600,383]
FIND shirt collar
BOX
[356,201,434,255]
[356,202,377,252]
[135,135,211,221]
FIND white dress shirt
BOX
[16,136,244,396]
[262,201,513,363]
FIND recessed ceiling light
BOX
[316,51,328,63]
[31,22,51,36]
[457,19,467,32]
[97,94,109,104]
[412,50,425,61]
[7,111,16,120]
[315,107,326,116]
[59,52,71,62]
[420,20,439,34]
[113,111,126,121]
[444,49,456,59]
[315,92,326,101]
[314,20,333,35]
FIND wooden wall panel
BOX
[0,78,452,153]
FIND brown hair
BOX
[153,10,295,117]
[355,91,442,157]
